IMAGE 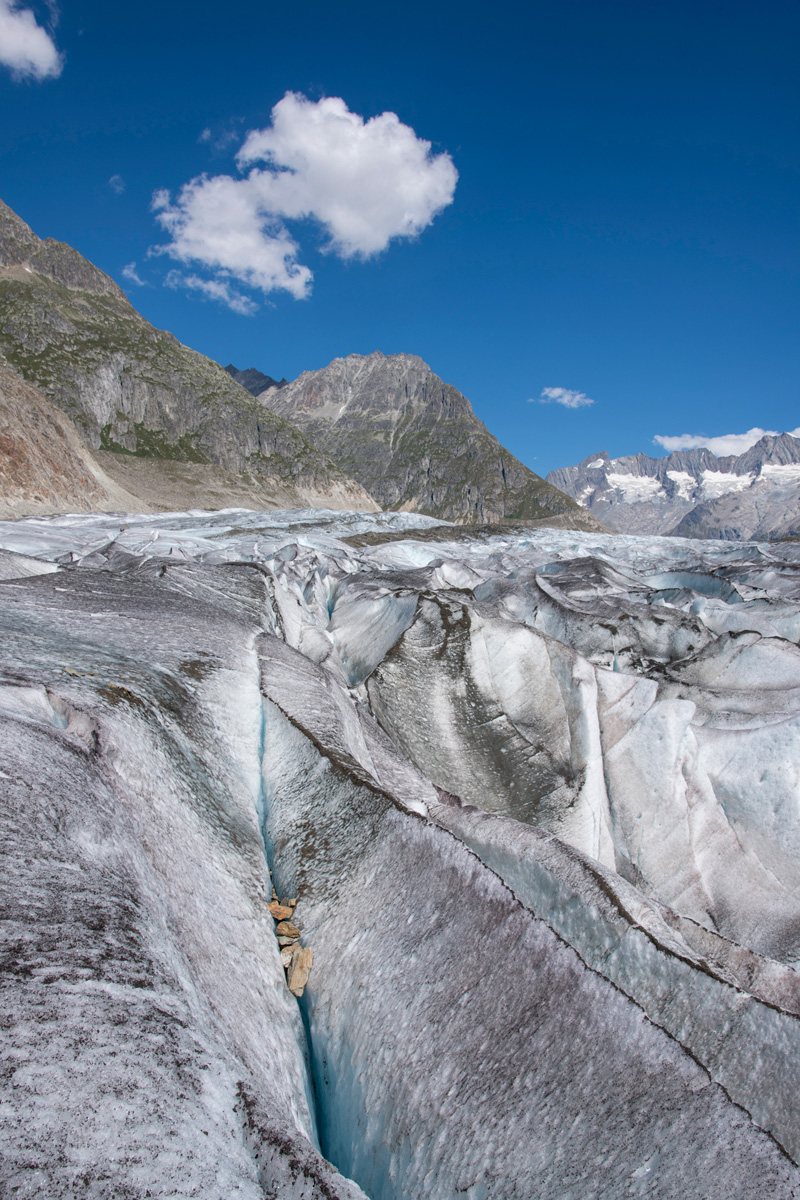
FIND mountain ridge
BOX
[548,434,800,539]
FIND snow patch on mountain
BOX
[548,432,800,539]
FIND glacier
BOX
[1,507,800,1197]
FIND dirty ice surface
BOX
[2,506,800,1199]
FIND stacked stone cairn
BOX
[268,890,313,997]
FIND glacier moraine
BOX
[1,507,800,1199]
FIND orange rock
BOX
[268,901,294,920]
[287,946,313,997]
[275,920,300,938]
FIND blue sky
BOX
[1,0,798,475]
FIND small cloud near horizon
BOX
[0,0,62,80]
[109,174,126,195]
[532,387,595,409]
[151,92,458,308]
[121,262,146,286]
[654,427,800,457]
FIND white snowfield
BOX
[605,472,665,502]
[2,506,800,1198]
[602,467,760,507]
[699,468,754,498]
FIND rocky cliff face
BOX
[0,198,375,515]
[548,434,800,539]
[0,357,144,517]
[256,351,594,525]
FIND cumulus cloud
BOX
[654,427,800,457]
[121,262,146,286]
[153,176,312,299]
[533,387,595,409]
[0,0,62,80]
[152,92,457,306]
[109,174,126,195]
[164,268,258,315]
[236,93,459,258]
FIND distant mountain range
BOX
[548,436,800,540]
[0,195,597,529]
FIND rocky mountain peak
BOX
[0,199,38,260]
[224,364,288,396]
[0,197,128,301]
[260,351,476,427]
[737,431,800,473]
[256,350,594,525]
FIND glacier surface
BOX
[1,507,800,1197]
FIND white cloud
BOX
[121,262,146,286]
[109,174,125,195]
[152,92,457,307]
[653,427,800,457]
[533,387,595,409]
[153,174,312,299]
[236,92,459,258]
[164,269,258,315]
[0,0,62,80]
